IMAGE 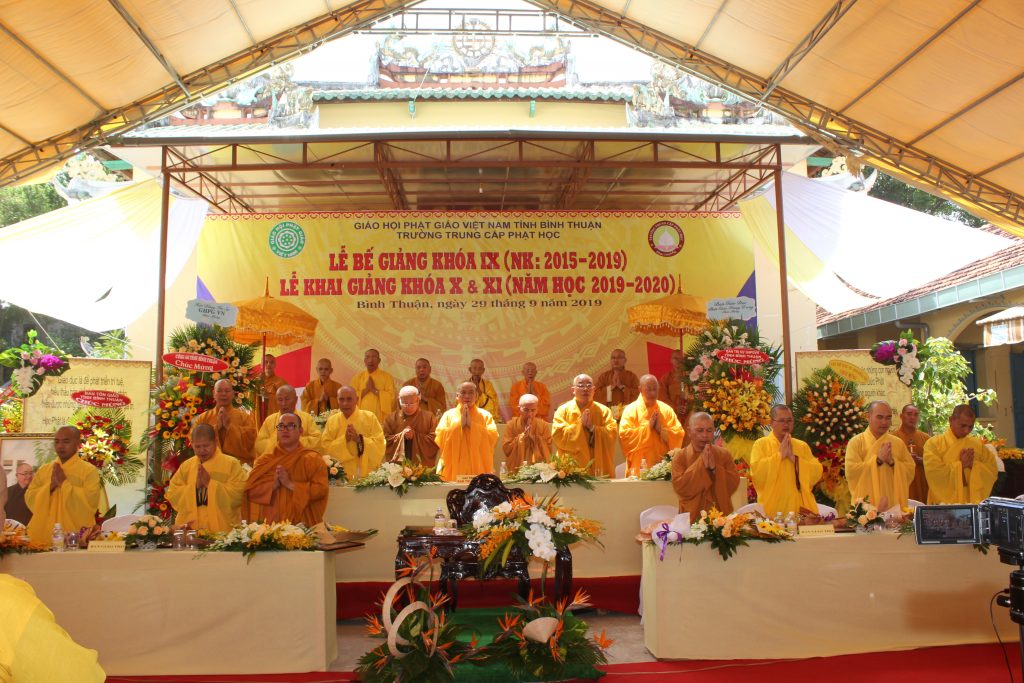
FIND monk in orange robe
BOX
[892,403,930,503]
[619,374,685,473]
[194,379,257,465]
[509,362,552,420]
[502,393,553,471]
[244,412,328,526]
[672,412,740,518]
[594,348,639,418]
[302,358,342,414]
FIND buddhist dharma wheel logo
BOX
[269,221,306,258]
[648,221,684,257]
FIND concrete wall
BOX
[318,100,628,130]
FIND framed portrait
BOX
[0,434,51,486]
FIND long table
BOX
[641,533,1019,660]
[0,550,337,675]
[327,479,701,582]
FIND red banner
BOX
[715,347,770,365]
[71,390,132,408]
[161,352,229,373]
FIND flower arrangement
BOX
[313,409,337,431]
[323,454,347,484]
[871,331,926,386]
[204,521,318,561]
[71,408,145,487]
[151,378,206,443]
[0,330,70,397]
[791,367,865,509]
[480,589,612,682]
[654,509,791,561]
[640,454,673,481]
[357,553,483,682]
[123,515,174,548]
[353,459,443,496]
[465,494,602,572]
[845,497,885,531]
[0,391,22,433]
[0,531,48,557]
[999,447,1024,461]
[682,320,779,443]
[164,324,260,408]
[732,458,758,503]
[506,454,599,489]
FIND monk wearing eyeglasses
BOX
[244,413,327,525]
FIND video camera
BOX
[915,496,1024,566]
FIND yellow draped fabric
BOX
[844,430,915,509]
[923,429,998,504]
[551,400,618,477]
[750,435,822,516]
[352,369,398,423]
[25,454,108,545]
[166,451,247,533]
[194,406,257,465]
[618,396,685,472]
[320,409,386,479]
[256,410,322,457]
[435,406,498,481]
[0,575,106,682]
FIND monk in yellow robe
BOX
[552,374,618,476]
[25,426,108,545]
[467,358,501,420]
[502,393,553,471]
[383,385,440,467]
[352,348,398,423]
[750,405,822,516]
[245,413,328,526]
[402,357,448,415]
[0,574,106,681]
[619,374,685,473]
[594,348,639,417]
[256,384,322,456]
[509,362,552,420]
[924,404,998,504]
[321,385,387,479]
[845,401,915,510]
[672,412,740,518]
[302,358,342,414]
[194,379,257,465]
[892,403,930,503]
[166,424,247,532]
[435,382,498,481]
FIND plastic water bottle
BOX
[433,506,447,534]
[640,458,649,475]
[499,462,508,478]
[785,512,798,536]
[51,523,65,553]
[773,512,784,527]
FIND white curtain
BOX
[0,179,207,331]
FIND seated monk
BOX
[25,426,108,545]
[244,413,328,526]
[435,382,498,481]
[618,374,685,474]
[671,412,740,518]
[924,404,998,504]
[845,401,915,510]
[193,379,257,465]
[382,386,440,468]
[551,374,617,476]
[255,385,322,456]
[502,393,553,471]
[166,424,247,533]
[749,405,822,517]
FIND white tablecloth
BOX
[1,550,337,675]
[641,533,1019,659]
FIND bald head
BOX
[275,384,297,413]
[457,381,478,406]
[337,385,357,416]
[54,425,81,462]
[639,374,659,403]
[866,400,892,437]
[213,379,234,408]
[688,411,715,450]
[191,423,217,461]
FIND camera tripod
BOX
[995,549,1024,675]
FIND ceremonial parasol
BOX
[627,292,708,350]
[231,279,318,350]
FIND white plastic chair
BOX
[816,504,838,518]
[101,515,143,533]
[735,502,764,515]
[614,462,627,479]
[3,519,25,531]
[906,499,924,509]
[639,505,678,532]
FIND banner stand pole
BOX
[773,148,793,403]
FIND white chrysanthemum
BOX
[472,508,495,530]
[527,507,553,527]
[13,366,35,393]
[525,523,556,561]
